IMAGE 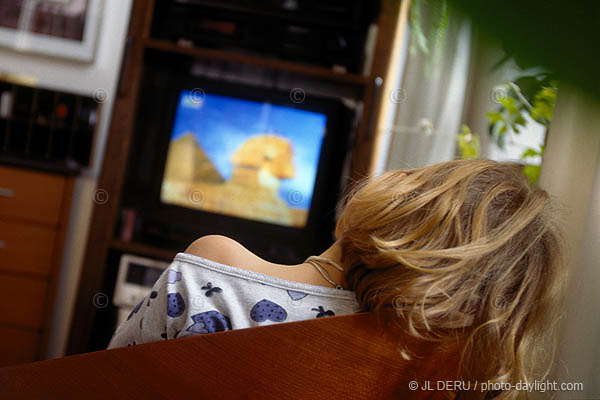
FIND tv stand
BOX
[67,0,404,355]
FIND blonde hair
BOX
[335,159,567,399]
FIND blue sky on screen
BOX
[170,91,327,209]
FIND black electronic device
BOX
[120,58,355,264]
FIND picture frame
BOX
[0,0,103,62]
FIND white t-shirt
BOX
[108,253,360,348]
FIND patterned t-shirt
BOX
[107,252,361,348]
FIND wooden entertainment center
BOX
[67,0,402,354]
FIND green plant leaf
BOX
[530,86,557,126]
[486,111,503,125]
[513,74,552,105]
[523,164,541,184]
[457,124,480,160]
[499,96,519,114]
[487,74,557,149]
[521,148,541,158]
[514,114,527,126]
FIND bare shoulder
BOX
[184,235,336,287]
[184,235,256,269]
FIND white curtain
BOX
[379,3,472,172]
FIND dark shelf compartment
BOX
[143,39,369,88]
[0,153,81,176]
[110,239,179,261]
[162,0,370,29]
[148,0,378,74]
[0,81,100,174]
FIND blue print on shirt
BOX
[250,299,287,322]
[187,311,232,334]
[312,306,335,318]
[167,293,185,317]
[147,290,158,306]
[127,298,144,321]
[167,269,182,284]
[287,290,308,301]
[201,282,223,297]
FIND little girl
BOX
[108,159,566,399]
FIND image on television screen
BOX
[160,90,328,228]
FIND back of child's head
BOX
[335,159,566,399]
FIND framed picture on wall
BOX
[0,0,102,62]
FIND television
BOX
[160,90,327,229]
[122,64,354,264]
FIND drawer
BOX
[0,325,39,367]
[0,165,66,226]
[0,220,56,277]
[0,274,47,329]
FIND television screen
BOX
[160,90,328,228]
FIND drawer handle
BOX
[0,240,5,249]
[0,187,15,198]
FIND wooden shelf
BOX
[68,0,401,356]
[110,239,179,261]
[144,39,369,88]
[0,155,80,176]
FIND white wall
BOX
[540,88,600,398]
[0,0,133,359]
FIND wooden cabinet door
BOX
[0,166,66,226]
[0,220,56,277]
